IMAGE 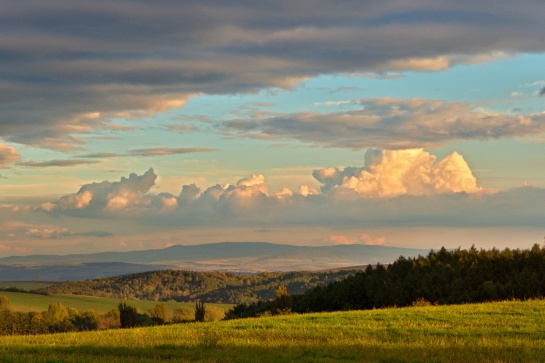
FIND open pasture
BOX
[1,299,545,362]
[0,290,232,314]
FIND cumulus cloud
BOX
[0,143,20,168]
[313,149,480,198]
[222,98,545,149]
[2,2,545,149]
[37,169,545,230]
[40,168,158,216]
[37,149,545,232]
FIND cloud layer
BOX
[222,98,545,149]
[2,1,545,149]
[36,149,545,229]
[0,221,112,240]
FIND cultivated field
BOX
[1,300,545,362]
[0,290,232,314]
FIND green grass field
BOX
[0,281,55,290]
[1,299,545,362]
[0,290,232,314]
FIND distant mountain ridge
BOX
[0,242,429,280]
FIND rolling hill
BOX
[0,242,428,280]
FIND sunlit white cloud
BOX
[40,168,158,216]
[313,149,480,198]
[35,149,545,230]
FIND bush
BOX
[172,307,194,323]
[98,309,121,330]
[204,306,225,322]
[148,303,169,324]
[0,296,10,310]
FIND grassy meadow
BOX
[0,290,232,315]
[1,299,545,362]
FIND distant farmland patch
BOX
[0,281,56,290]
[0,291,232,314]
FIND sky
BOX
[1,1,545,257]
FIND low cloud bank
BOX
[35,149,544,229]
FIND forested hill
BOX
[292,244,545,312]
[225,244,545,318]
[38,269,361,303]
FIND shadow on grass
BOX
[0,342,542,363]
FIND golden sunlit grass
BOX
[1,299,545,362]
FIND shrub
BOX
[412,298,434,307]
[148,303,169,324]
[204,306,225,322]
[172,307,194,323]
[0,296,9,310]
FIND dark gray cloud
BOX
[221,98,545,149]
[539,87,545,96]
[76,230,114,238]
[18,159,100,167]
[1,1,545,149]
[79,152,122,159]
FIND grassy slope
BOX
[0,291,232,313]
[1,300,545,362]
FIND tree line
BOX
[0,296,222,336]
[226,244,545,318]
